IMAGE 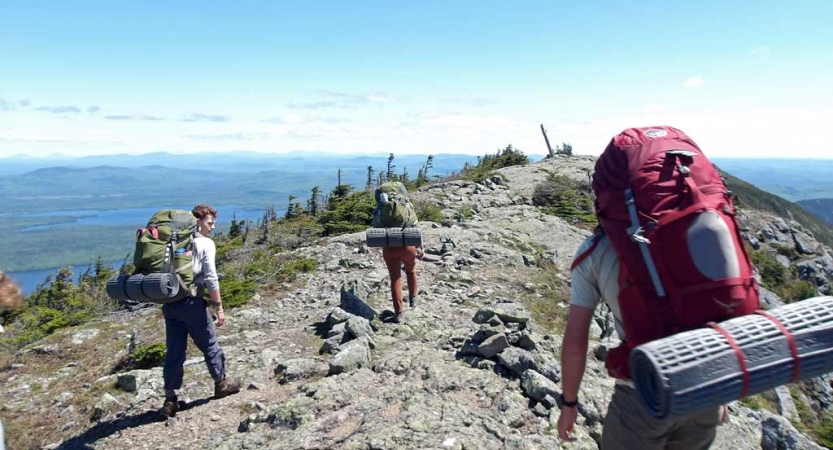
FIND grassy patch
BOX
[740,394,778,413]
[518,260,571,335]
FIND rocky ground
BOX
[1,155,831,449]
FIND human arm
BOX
[196,238,225,327]
[557,304,595,441]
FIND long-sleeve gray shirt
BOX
[192,235,220,292]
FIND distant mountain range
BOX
[795,199,833,226]
[0,152,482,213]
[0,151,484,177]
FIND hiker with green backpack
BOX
[372,182,424,324]
[154,204,242,420]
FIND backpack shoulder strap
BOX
[571,229,605,271]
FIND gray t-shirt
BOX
[569,234,626,340]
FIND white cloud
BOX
[749,46,772,59]
[684,77,704,89]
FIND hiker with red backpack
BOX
[159,204,242,420]
[556,127,759,449]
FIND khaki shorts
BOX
[602,384,721,450]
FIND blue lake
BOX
[7,204,284,295]
[8,261,123,296]
[13,204,274,231]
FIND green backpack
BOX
[373,182,418,228]
[133,210,198,299]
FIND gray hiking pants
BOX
[602,384,721,450]
[162,297,226,390]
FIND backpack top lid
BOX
[593,126,705,191]
[376,182,409,203]
[591,126,725,219]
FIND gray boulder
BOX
[520,369,559,402]
[761,415,825,450]
[793,231,819,255]
[539,360,561,383]
[329,338,372,375]
[116,369,156,393]
[274,358,330,384]
[326,307,353,327]
[472,303,530,325]
[340,289,377,321]
[477,334,510,359]
[91,393,120,422]
[319,333,347,355]
[497,347,538,377]
[345,316,374,341]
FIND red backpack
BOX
[590,126,760,379]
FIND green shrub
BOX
[130,343,166,369]
[279,258,318,280]
[780,280,819,302]
[221,273,258,309]
[112,342,166,373]
[771,243,801,261]
[458,205,474,220]
[412,198,444,223]
[533,174,597,227]
[459,144,529,182]
[815,416,833,448]
[318,189,375,236]
[749,248,788,290]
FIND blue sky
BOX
[1,0,831,158]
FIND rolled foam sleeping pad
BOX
[140,272,180,300]
[105,274,131,300]
[125,274,150,302]
[630,296,833,419]
[365,228,422,247]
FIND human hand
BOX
[216,307,226,327]
[557,407,578,441]
[416,247,425,260]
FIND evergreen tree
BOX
[366,166,375,191]
[310,186,321,216]
[285,195,296,219]
[386,153,396,181]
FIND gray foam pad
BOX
[630,296,833,419]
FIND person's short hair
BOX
[192,204,218,220]
[0,271,24,309]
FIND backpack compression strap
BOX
[708,321,751,398]
[755,310,801,383]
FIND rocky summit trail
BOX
[2,155,831,450]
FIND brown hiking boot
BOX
[159,397,178,420]
[214,375,242,399]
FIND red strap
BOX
[756,310,801,383]
[148,226,159,240]
[708,322,751,398]
[136,228,146,238]
[571,234,603,271]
